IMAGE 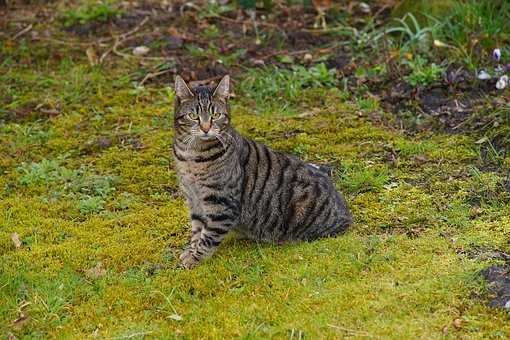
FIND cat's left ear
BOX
[213,75,230,101]
[175,75,194,101]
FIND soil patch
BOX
[481,265,510,309]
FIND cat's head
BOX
[174,75,231,141]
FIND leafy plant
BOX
[403,56,444,87]
[18,159,119,214]
[78,196,105,214]
[239,63,338,112]
[18,159,76,186]
[385,13,435,52]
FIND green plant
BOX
[61,2,121,27]
[78,196,106,214]
[385,13,435,52]
[239,63,337,114]
[339,163,390,194]
[357,97,380,113]
[403,56,444,87]
[17,159,119,214]
[18,160,76,186]
[435,1,510,51]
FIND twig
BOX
[34,36,92,47]
[139,68,174,86]
[101,17,156,63]
[12,24,33,40]
[373,5,390,20]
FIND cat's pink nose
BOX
[200,120,211,133]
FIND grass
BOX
[1,0,510,338]
[60,1,121,28]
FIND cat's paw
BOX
[179,249,200,269]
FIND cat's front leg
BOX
[180,214,206,268]
[180,214,233,269]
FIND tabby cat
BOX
[173,75,352,268]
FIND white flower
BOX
[477,70,491,80]
[496,75,508,90]
[493,48,501,62]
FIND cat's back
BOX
[237,136,352,242]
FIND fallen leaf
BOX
[86,47,99,66]
[250,58,265,67]
[452,318,462,329]
[303,53,313,63]
[475,136,488,144]
[86,262,107,279]
[11,233,21,249]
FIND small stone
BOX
[303,53,313,63]
[133,46,150,57]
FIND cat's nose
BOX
[200,119,211,133]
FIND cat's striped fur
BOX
[173,75,352,268]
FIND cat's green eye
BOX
[188,112,199,120]
[211,111,222,119]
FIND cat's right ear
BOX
[175,75,194,101]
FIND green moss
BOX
[1,6,510,337]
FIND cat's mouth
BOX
[198,133,216,141]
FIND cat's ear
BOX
[175,75,194,100]
[213,75,230,101]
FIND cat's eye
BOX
[188,112,199,120]
[211,111,222,119]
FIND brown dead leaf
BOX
[86,262,107,279]
[12,312,29,328]
[10,233,21,249]
[453,318,462,329]
[86,47,99,66]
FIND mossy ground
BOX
[1,1,510,338]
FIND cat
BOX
[172,75,352,268]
